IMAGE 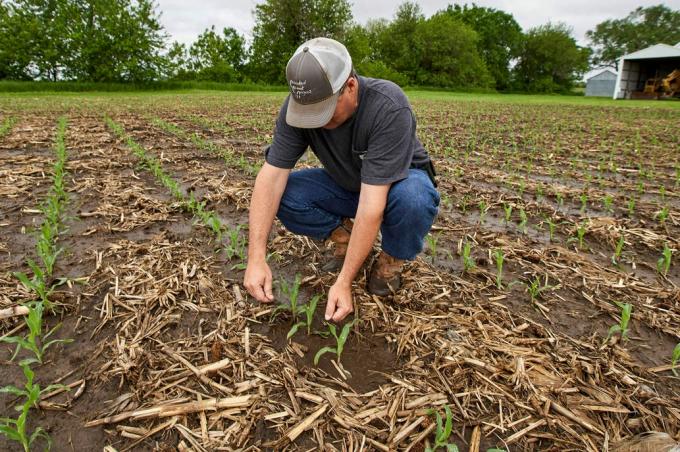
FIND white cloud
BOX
[156,0,675,47]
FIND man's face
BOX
[322,76,359,130]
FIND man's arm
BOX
[244,162,291,302]
[325,183,390,321]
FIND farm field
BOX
[0,91,679,451]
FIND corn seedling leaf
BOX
[29,426,51,449]
[335,319,356,361]
[443,405,453,438]
[0,424,22,442]
[286,322,305,340]
[0,386,25,397]
[314,346,337,366]
[435,411,444,441]
[672,343,680,376]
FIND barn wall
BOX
[586,79,616,97]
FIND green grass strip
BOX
[150,117,260,177]
[0,116,17,139]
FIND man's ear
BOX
[348,76,358,93]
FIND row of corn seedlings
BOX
[1,117,72,451]
[272,274,356,370]
[150,117,260,177]
[106,117,247,268]
[428,228,674,285]
[0,116,17,138]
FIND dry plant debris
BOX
[0,95,678,451]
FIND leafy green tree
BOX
[415,12,492,88]
[343,23,372,68]
[64,0,167,82]
[0,0,70,80]
[248,0,353,84]
[443,4,523,90]
[587,5,680,68]
[513,23,591,93]
[187,26,246,81]
[165,41,189,79]
[374,2,424,83]
[0,2,23,79]
[342,21,408,85]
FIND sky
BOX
[156,0,680,48]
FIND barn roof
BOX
[587,69,617,81]
[622,43,680,60]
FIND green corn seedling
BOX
[0,116,17,138]
[659,185,666,203]
[440,193,452,211]
[314,319,356,365]
[272,274,302,320]
[462,241,475,273]
[544,217,556,242]
[0,362,64,451]
[502,203,512,224]
[672,343,680,376]
[287,294,321,339]
[225,225,247,268]
[612,235,625,266]
[568,222,587,250]
[425,405,457,452]
[1,301,71,364]
[602,195,614,214]
[656,207,669,225]
[656,244,672,276]
[606,302,632,342]
[13,261,51,307]
[493,249,504,289]
[518,209,528,234]
[525,275,553,305]
[478,201,487,223]
[556,192,564,208]
[425,232,440,263]
[459,195,469,213]
[535,185,543,201]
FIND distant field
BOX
[1,91,678,450]
[2,87,679,109]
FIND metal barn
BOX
[613,43,680,99]
[585,69,617,97]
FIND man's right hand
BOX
[244,260,275,303]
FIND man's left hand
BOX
[325,280,354,322]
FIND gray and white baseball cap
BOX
[285,37,352,128]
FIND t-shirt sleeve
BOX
[360,107,415,186]
[264,97,308,169]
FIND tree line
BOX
[1,1,679,92]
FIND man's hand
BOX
[244,260,274,303]
[325,280,354,321]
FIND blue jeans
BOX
[277,168,440,260]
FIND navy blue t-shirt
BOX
[265,76,430,192]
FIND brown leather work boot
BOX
[367,251,405,296]
[322,218,353,272]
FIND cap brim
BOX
[286,93,339,128]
